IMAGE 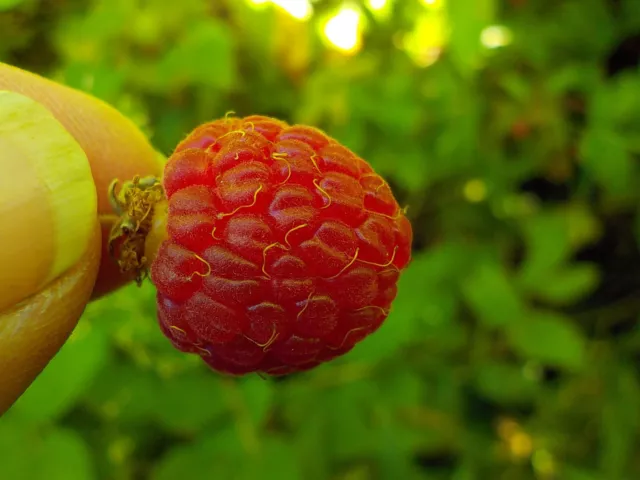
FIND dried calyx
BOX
[108,175,166,285]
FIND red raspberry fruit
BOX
[112,115,412,376]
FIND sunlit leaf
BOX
[0,0,24,11]
[447,0,496,75]
[158,20,236,89]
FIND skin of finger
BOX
[0,91,97,311]
[0,63,164,297]
[0,224,100,416]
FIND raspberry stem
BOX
[108,175,167,285]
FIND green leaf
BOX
[544,0,617,58]
[155,373,227,432]
[377,149,430,193]
[82,363,160,422]
[590,72,640,131]
[159,20,236,89]
[599,363,640,477]
[447,0,496,75]
[518,206,600,288]
[36,429,95,480]
[579,128,634,198]
[409,243,476,285]
[154,430,301,480]
[434,108,481,178]
[474,361,539,405]
[239,375,274,427]
[461,258,525,328]
[622,0,640,31]
[0,422,94,480]
[419,288,465,352]
[380,371,424,409]
[562,465,601,480]
[0,419,33,476]
[324,382,378,460]
[375,373,444,472]
[241,437,303,480]
[375,420,420,480]
[506,311,586,370]
[499,72,532,102]
[152,428,242,480]
[293,412,330,480]
[0,0,24,11]
[524,263,600,305]
[83,363,226,432]
[547,65,601,96]
[11,321,109,423]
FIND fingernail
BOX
[0,91,97,311]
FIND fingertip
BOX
[0,63,164,214]
[0,63,165,297]
[0,223,101,415]
[0,91,97,311]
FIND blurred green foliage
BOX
[2,0,640,478]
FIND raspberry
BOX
[111,115,412,376]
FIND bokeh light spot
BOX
[463,179,487,203]
[323,6,363,54]
[367,0,388,11]
[481,25,513,48]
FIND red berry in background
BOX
[110,115,412,376]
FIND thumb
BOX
[0,64,162,415]
[0,63,164,298]
[0,91,101,415]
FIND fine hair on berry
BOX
[137,115,413,376]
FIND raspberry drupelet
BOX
[109,115,412,376]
